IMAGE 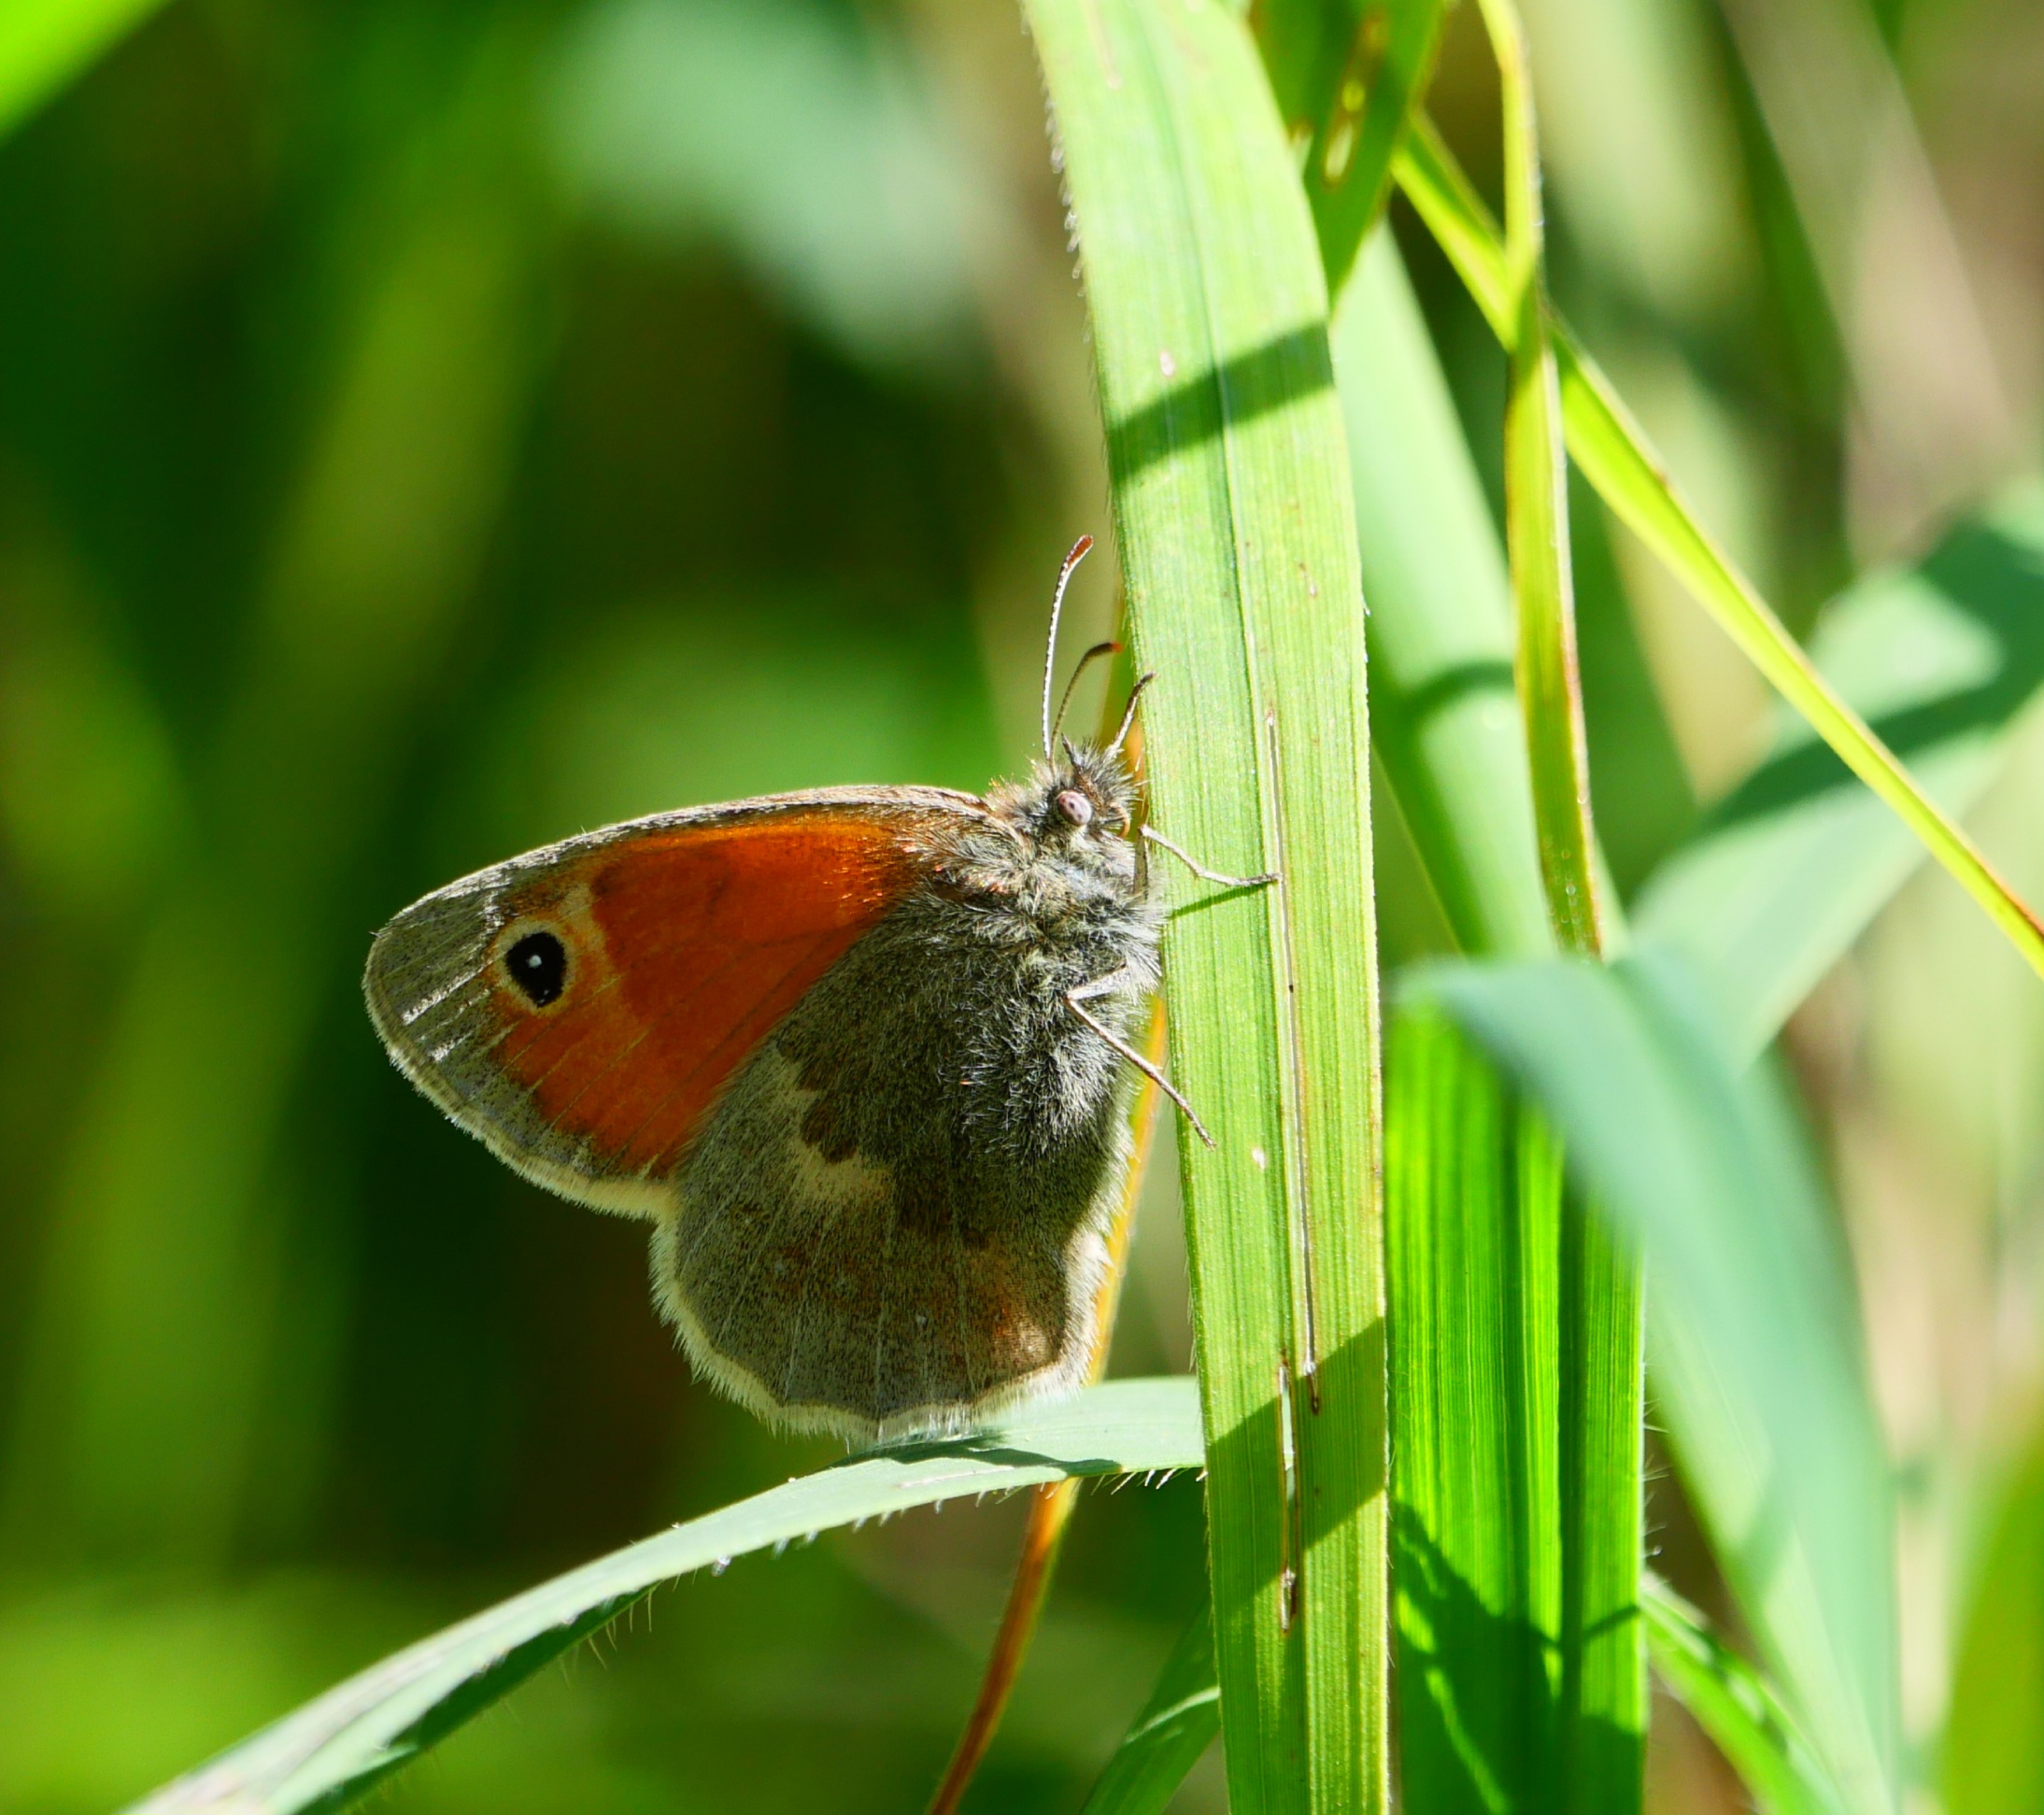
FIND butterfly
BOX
[363,539,1267,1441]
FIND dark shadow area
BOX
[1197,1319,1388,1608]
[1384,658,1519,735]
[1104,323,1337,479]
[1396,1510,1645,1815]
[1164,877,1281,920]
[1302,1319,1389,1548]
[836,1436,1123,1476]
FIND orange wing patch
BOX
[363,793,974,1215]
[495,817,918,1176]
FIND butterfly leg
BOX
[1142,824,1278,891]
[1065,972,1216,1149]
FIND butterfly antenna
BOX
[1041,534,1095,760]
[1052,640,1122,745]
[1107,670,1157,759]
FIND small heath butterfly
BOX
[364,541,1267,1440]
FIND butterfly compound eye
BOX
[1055,788,1094,828]
[504,929,568,1007]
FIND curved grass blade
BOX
[1026,3,1388,1808]
[1393,113,2044,985]
[1079,1600,1223,1815]
[1637,485,2044,1055]
[1471,0,1606,957]
[1643,1575,1838,1815]
[128,1379,1204,1815]
[1410,953,1898,1815]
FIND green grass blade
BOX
[1025,5,1386,1808]
[1442,7,1643,1801]
[1944,1411,2044,1815]
[1393,113,2044,985]
[1340,217,1642,1809]
[1256,0,1450,298]
[1338,226,1551,962]
[1643,1575,1839,1815]
[1558,1202,1645,1811]
[1341,225,1574,1814]
[1079,1602,1223,1815]
[0,0,172,141]
[1471,0,1607,957]
[127,1379,1203,1815]
[1637,486,2044,1054]
[1395,114,1514,320]
[1412,954,1899,1815]
[1384,1003,1568,1808]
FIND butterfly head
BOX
[1005,736,1138,843]
[1003,532,1152,884]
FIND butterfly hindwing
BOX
[654,884,1140,1438]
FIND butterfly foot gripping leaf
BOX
[365,543,1204,1442]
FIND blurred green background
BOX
[1,0,2042,1810]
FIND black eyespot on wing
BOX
[505,929,568,1006]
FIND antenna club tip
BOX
[1064,533,1094,569]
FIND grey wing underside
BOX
[646,896,1139,1442]
[649,1036,1128,1442]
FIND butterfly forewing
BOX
[363,789,983,1216]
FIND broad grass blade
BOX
[128,1379,1204,1815]
[1384,1004,1568,1807]
[1412,954,1899,1815]
[1026,2,1388,1809]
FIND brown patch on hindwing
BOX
[653,1039,1106,1440]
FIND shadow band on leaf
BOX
[1104,323,1337,479]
